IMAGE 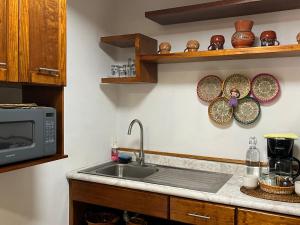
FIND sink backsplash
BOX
[121,151,245,176]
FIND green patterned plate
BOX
[234,97,261,125]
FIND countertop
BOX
[67,154,300,217]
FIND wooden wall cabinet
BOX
[0,0,18,82]
[0,0,67,173]
[19,0,66,85]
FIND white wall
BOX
[114,0,300,161]
[0,1,118,225]
[0,1,300,225]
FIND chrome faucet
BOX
[127,119,144,166]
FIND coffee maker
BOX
[265,134,300,185]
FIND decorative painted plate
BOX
[208,97,233,125]
[251,73,280,103]
[234,97,261,125]
[197,75,223,102]
[223,74,251,100]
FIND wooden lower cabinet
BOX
[69,180,300,225]
[170,197,235,225]
[69,180,169,221]
[237,209,300,225]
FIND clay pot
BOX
[260,30,280,46]
[158,42,171,54]
[208,35,225,50]
[297,32,300,44]
[184,40,200,52]
[231,20,255,48]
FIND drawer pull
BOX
[38,67,59,76]
[0,62,7,68]
[187,212,210,220]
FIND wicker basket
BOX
[85,212,120,225]
[259,182,295,195]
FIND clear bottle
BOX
[246,136,260,177]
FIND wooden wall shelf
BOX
[0,154,68,174]
[145,0,300,25]
[140,44,300,64]
[101,77,156,84]
[100,33,158,84]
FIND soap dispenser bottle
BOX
[246,136,260,177]
[111,137,119,162]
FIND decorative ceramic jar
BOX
[158,42,171,54]
[208,35,225,50]
[184,40,200,52]
[297,32,300,44]
[231,20,255,48]
[260,30,280,46]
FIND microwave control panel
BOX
[44,110,57,156]
[45,120,55,143]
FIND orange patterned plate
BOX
[208,97,233,125]
[197,75,223,102]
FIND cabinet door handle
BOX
[38,67,59,76]
[0,62,7,68]
[187,212,210,220]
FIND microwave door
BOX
[0,121,34,150]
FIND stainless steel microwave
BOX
[0,107,57,166]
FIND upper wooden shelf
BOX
[101,34,138,48]
[145,0,300,25]
[140,44,300,63]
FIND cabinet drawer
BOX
[238,208,300,225]
[170,197,235,225]
[70,180,169,219]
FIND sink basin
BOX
[80,162,158,179]
[79,162,232,193]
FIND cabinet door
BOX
[238,208,300,225]
[0,0,18,82]
[170,197,235,225]
[19,0,66,86]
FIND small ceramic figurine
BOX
[184,40,200,52]
[228,88,240,107]
[297,32,300,44]
[260,30,280,46]
[158,42,171,54]
[208,35,225,50]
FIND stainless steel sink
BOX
[80,162,158,179]
[79,162,232,193]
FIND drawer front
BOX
[238,209,300,225]
[170,197,235,225]
[70,180,169,219]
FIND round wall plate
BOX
[197,75,223,102]
[251,73,280,103]
[208,97,233,125]
[234,97,261,125]
[223,74,251,100]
